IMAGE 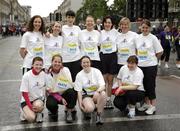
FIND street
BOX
[0,36,180,131]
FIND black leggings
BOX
[113,90,144,111]
[46,88,77,115]
[161,46,171,62]
[176,44,180,61]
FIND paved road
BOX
[0,37,180,131]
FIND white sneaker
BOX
[176,64,180,69]
[127,107,135,118]
[145,105,156,115]
[164,63,169,69]
[137,103,150,111]
[36,113,43,123]
[20,111,26,121]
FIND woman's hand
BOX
[79,103,85,111]
[62,98,67,106]
[115,87,125,96]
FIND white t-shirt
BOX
[117,65,144,91]
[79,29,100,61]
[61,25,81,63]
[74,67,105,95]
[44,34,63,68]
[117,31,139,65]
[20,70,46,103]
[20,31,44,68]
[99,29,119,54]
[135,33,163,67]
[46,67,73,93]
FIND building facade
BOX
[0,0,31,26]
[127,0,168,22]
[49,0,83,23]
[168,0,180,25]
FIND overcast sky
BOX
[18,0,114,17]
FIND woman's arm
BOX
[22,92,33,110]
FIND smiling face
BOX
[104,18,112,31]
[81,57,91,72]
[127,62,137,71]
[33,17,42,31]
[66,16,75,26]
[120,20,130,33]
[86,16,95,31]
[52,56,63,72]
[141,23,150,36]
[52,22,61,36]
[32,60,43,73]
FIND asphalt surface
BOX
[0,36,180,131]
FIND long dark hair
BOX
[27,15,45,34]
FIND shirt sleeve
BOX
[20,32,28,48]
[74,73,83,92]
[20,74,29,92]
[117,67,123,80]
[153,35,163,54]
[133,70,144,86]
[64,67,73,83]
[96,69,105,87]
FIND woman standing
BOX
[159,25,173,68]
[44,22,63,70]
[79,15,101,70]
[46,54,77,123]
[75,56,107,124]
[135,19,163,115]
[61,10,81,82]
[99,16,119,109]
[116,17,139,71]
[19,15,45,75]
[174,26,180,69]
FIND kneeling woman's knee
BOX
[33,100,44,112]
[26,112,36,122]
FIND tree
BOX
[108,0,126,27]
[76,0,109,23]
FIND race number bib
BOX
[33,45,43,57]
[57,76,69,89]
[101,42,112,53]
[84,47,96,57]
[118,48,130,57]
[137,50,148,60]
[46,47,61,58]
[66,43,77,53]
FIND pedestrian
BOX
[99,16,119,109]
[44,21,63,70]
[19,57,46,123]
[79,15,101,70]
[159,25,173,68]
[174,26,180,69]
[113,55,145,118]
[116,17,139,71]
[74,56,107,124]
[19,15,45,75]
[135,19,163,115]
[94,18,103,32]
[46,54,77,123]
[61,10,81,82]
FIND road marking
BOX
[170,75,180,79]
[0,79,21,83]
[1,113,180,131]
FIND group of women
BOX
[19,10,163,124]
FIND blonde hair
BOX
[119,17,131,28]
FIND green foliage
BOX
[76,0,109,23]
